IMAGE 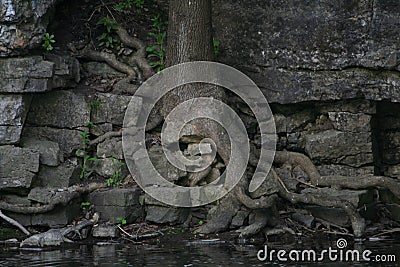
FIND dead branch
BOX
[0,210,30,235]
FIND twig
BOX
[293,177,318,188]
[271,169,289,193]
[0,210,30,235]
[323,231,354,237]
[369,228,400,238]
[117,225,134,238]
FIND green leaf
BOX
[146,46,157,52]
[147,53,159,58]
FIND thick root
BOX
[273,169,365,237]
[315,175,400,198]
[0,183,104,214]
[237,210,269,238]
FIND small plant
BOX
[42,33,55,51]
[116,217,127,225]
[146,14,167,72]
[81,201,91,208]
[97,16,118,48]
[76,149,98,179]
[88,99,102,111]
[198,220,204,226]
[85,121,94,128]
[106,157,125,187]
[115,0,144,12]
[80,132,90,146]
[213,39,220,57]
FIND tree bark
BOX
[166,0,214,65]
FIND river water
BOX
[0,237,399,266]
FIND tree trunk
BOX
[166,0,214,65]
[162,0,230,164]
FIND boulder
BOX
[21,138,63,166]
[89,188,143,224]
[0,57,53,92]
[3,201,80,227]
[92,225,120,238]
[96,138,123,160]
[148,146,187,183]
[145,205,189,225]
[22,126,83,156]
[91,158,128,179]
[0,145,39,191]
[91,93,131,125]
[0,0,59,56]
[26,90,90,128]
[0,94,32,144]
[35,159,80,188]
[0,125,23,145]
[213,0,400,103]
[328,112,371,133]
[305,130,373,167]
[45,54,81,88]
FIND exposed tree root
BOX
[116,26,154,79]
[197,150,400,237]
[236,187,277,209]
[274,172,366,237]
[236,210,269,238]
[274,151,320,183]
[77,46,136,76]
[315,175,400,197]
[0,210,30,235]
[88,130,122,146]
[0,183,104,214]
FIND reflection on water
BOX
[0,238,399,266]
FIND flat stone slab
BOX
[26,90,90,128]
[0,94,32,126]
[145,205,189,225]
[0,145,39,191]
[89,188,143,223]
[91,93,131,125]
[92,225,120,238]
[35,159,80,188]
[0,125,23,145]
[23,126,83,156]
[305,130,373,167]
[0,57,54,93]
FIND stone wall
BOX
[0,0,400,227]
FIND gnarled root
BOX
[0,183,104,214]
[315,175,400,198]
[273,169,366,237]
[236,210,269,238]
